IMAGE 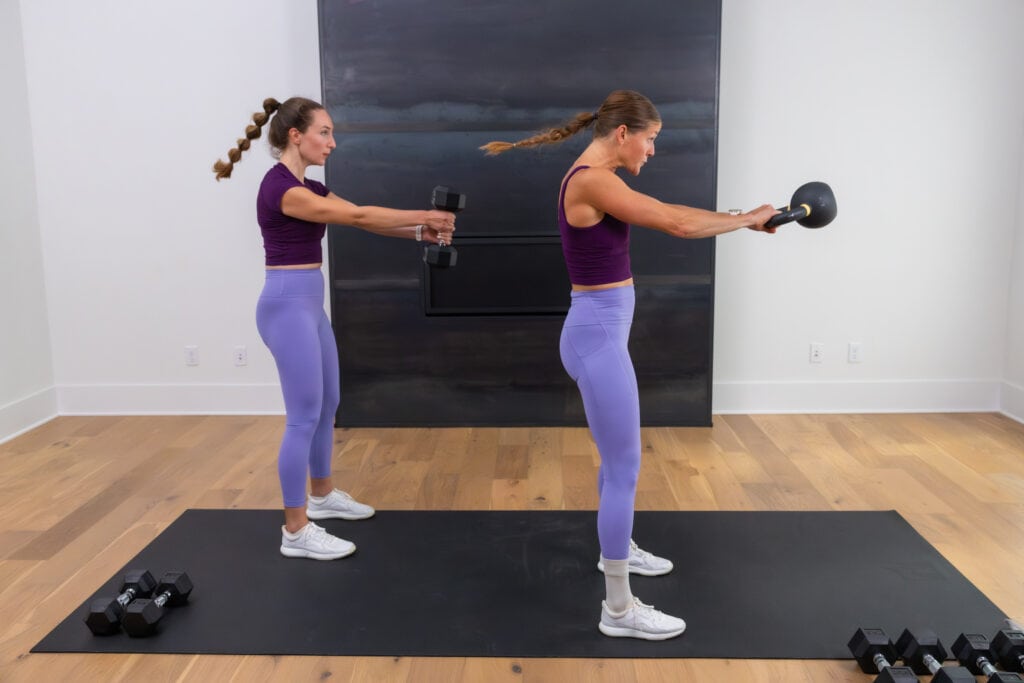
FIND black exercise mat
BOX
[34,510,1008,658]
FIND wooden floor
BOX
[1,413,1022,682]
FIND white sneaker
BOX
[306,489,375,521]
[597,539,674,576]
[599,597,686,640]
[280,522,356,560]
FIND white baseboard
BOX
[712,379,1002,414]
[0,386,58,444]
[56,383,285,415]
[8,380,1016,426]
[1001,380,1024,424]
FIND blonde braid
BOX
[480,112,598,156]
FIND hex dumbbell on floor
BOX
[84,569,157,635]
[994,630,1024,673]
[952,632,1024,682]
[122,571,193,637]
[896,628,976,682]
[848,627,919,682]
[423,185,464,268]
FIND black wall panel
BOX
[319,0,721,426]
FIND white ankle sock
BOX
[602,558,633,612]
[282,524,306,540]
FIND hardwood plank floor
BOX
[1,413,1021,682]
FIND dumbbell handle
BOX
[764,204,811,228]
[873,652,895,672]
[151,589,173,609]
[971,656,998,676]
[921,653,942,674]
[115,585,144,608]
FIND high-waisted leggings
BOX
[559,285,639,561]
[256,268,339,508]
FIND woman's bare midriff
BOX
[571,277,634,292]
[266,263,322,270]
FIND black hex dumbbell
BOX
[848,627,919,682]
[994,630,1024,673]
[84,569,157,635]
[423,185,464,268]
[896,628,976,682]
[952,632,1024,682]
[122,571,193,637]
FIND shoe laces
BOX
[629,539,654,562]
[630,598,671,625]
[303,522,329,542]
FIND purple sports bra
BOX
[557,165,632,286]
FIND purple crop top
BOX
[256,163,331,266]
[558,166,632,286]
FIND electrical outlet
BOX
[809,342,824,364]
[233,345,247,366]
[848,342,863,363]
[184,345,199,366]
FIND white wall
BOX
[3,0,1023,437]
[1003,118,1024,422]
[714,0,1024,414]
[17,0,323,417]
[0,0,56,443]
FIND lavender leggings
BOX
[559,285,639,561]
[256,268,339,508]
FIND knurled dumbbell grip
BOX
[974,657,997,676]
[115,586,141,608]
[922,653,941,674]
[151,590,172,609]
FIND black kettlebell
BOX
[764,181,837,229]
[423,186,465,268]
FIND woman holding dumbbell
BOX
[482,90,777,640]
[213,96,456,560]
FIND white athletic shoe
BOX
[597,539,674,576]
[280,522,356,560]
[599,597,686,640]
[306,489,375,520]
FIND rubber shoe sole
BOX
[598,621,686,640]
[305,508,374,521]
[280,543,356,561]
[597,559,672,577]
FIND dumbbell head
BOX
[431,185,465,212]
[873,669,922,682]
[423,243,457,267]
[849,628,899,673]
[156,571,194,606]
[931,667,984,683]
[84,569,156,636]
[896,627,948,674]
[952,633,996,674]
[122,571,193,637]
[994,630,1024,672]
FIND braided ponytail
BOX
[480,112,597,156]
[480,90,660,156]
[213,98,281,180]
